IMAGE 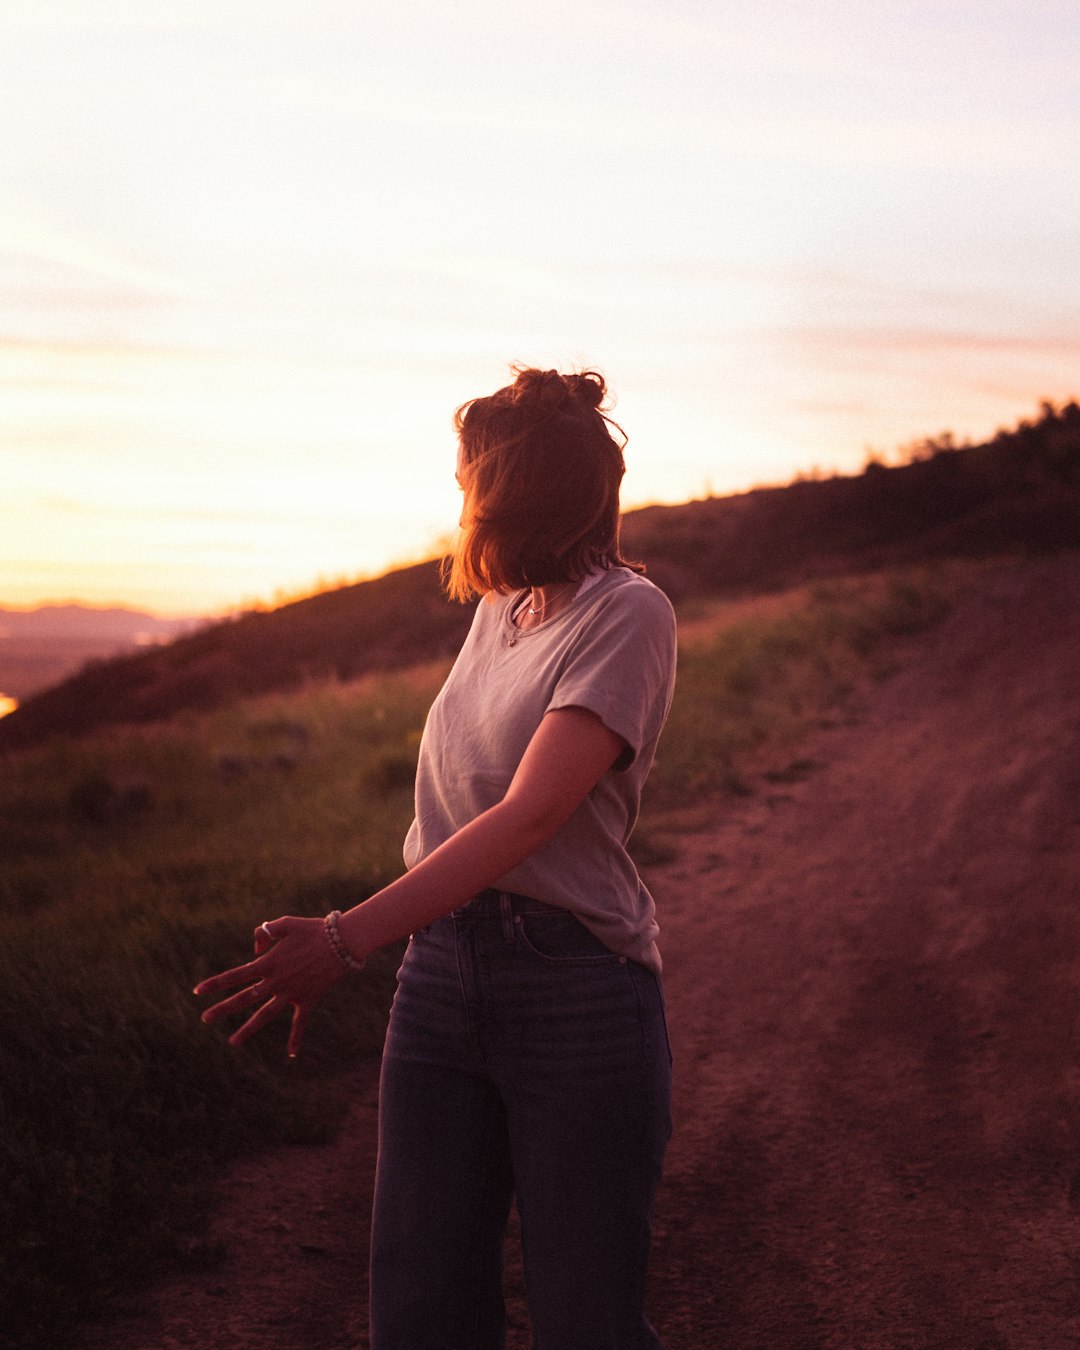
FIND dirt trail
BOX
[77,554,1080,1349]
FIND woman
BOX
[196,366,677,1349]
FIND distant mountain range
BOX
[0,604,201,643]
[1,399,1078,751]
[0,606,202,703]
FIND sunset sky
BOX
[2,0,1078,616]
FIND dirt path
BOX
[77,554,1080,1349]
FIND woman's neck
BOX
[516,580,578,629]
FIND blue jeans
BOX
[369,890,673,1349]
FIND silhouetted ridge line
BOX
[0,562,470,750]
[2,401,1077,750]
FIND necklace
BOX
[527,582,577,617]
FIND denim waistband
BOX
[450,888,563,920]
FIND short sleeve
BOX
[546,578,676,770]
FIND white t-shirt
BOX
[403,567,677,972]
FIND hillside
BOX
[69,551,1080,1350]
[1,399,1077,752]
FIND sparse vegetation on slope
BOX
[1,400,1076,750]
[1,667,444,1348]
[647,569,953,815]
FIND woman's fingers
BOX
[193,955,265,999]
[228,995,289,1048]
[194,915,336,1059]
[254,917,286,954]
[287,1002,311,1060]
[199,977,310,1054]
[196,916,295,994]
[200,978,268,1024]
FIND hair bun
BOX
[512,366,607,413]
[565,371,606,410]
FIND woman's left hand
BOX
[194,916,348,1059]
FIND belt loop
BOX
[499,891,515,944]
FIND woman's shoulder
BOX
[572,570,676,661]
[588,568,675,623]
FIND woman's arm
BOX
[194,705,625,1056]
[338,703,625,951]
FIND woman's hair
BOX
[443,366,642,602]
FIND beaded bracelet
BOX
[323,910,367,972]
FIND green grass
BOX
[0,566,958,1347]
[643,568,953,817]
[0,666,446,1346]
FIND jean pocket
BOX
[514,910,623,965]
